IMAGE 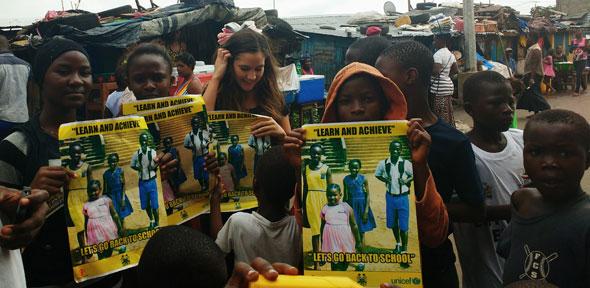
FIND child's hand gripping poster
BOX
[208,111,273,212]
[301,121,423,288]
[129,100,212,224]
[59,116,167,282]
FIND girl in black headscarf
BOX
[0,37,120,287]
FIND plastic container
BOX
[297,75,325,104]
[197,73,213,85]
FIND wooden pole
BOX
[464,0,477,72]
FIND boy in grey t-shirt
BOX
[210,146,301,267]
[499,110,590,288]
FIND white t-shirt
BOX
[375,157,413,195]
[430,47,456,96]
[453,129,525,288]
[131,148,158,180]
[216,211,301,267]
[0,213,26,288]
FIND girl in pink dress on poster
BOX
[320,184,362,271]
[83,180,123,260]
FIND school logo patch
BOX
[520,244,558,281]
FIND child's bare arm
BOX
[363,178,370,222]
[109,202,123,234]
[209,175,223,239]
[484,205,511,221]
[349,207,362,251]
[342,179,348,203]
[407,119,431,200]
[326,167,333,186]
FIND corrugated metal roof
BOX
[284,14,360,38]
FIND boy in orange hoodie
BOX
[287,62,448,249]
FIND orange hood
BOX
[321,62,407,123]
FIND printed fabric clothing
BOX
[83,196,119,245]
[430,47,456,96]
[0,52,30,123]
[184,128,211,157]
[103,167,132,219]
[228,144,247,179]
[375,157,413,195]
[174,74,193,96]
[432,94,455,128]
[304,163,329,236]
[131,148,157,180]
[499,194,590,288]
[343,174,376,233]
[67,162,89,232]
[321,202,356,253]
[216,211,301,267]
[453,129,525,288]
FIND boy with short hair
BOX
[375,140,413,253]
[184,114,212,192]
[210,146,301,267]
[455,71,526,288]
[131,132,160,229]
[499,109,590,287]
[376,40,484,287]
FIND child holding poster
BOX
[343,159,376,246]
[83,180,123,260]
[228,135,247,187]
[321,183,362,271]
[102,153,132,230]
[303,143,333,259]
[131,132,160,229]
[184,115,212,192]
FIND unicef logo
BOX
[412,278,421,285]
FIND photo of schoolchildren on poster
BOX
[302,121,423,288]
[132,101,212,224]
[208,111,272,212]
[59,116,167,283]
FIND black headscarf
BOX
[33,37,90,87]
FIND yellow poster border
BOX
[121,95,203,115]
[59,116,147,140]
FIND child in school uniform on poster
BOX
[343,159,376,247]
[102,153,132,231]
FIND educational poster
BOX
[208,111,271,212]
[134,101,211,224]
[120,95,201,116]
[301,121,423,288]
[59,116,167,283]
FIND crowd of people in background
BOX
[0,21,589,288]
